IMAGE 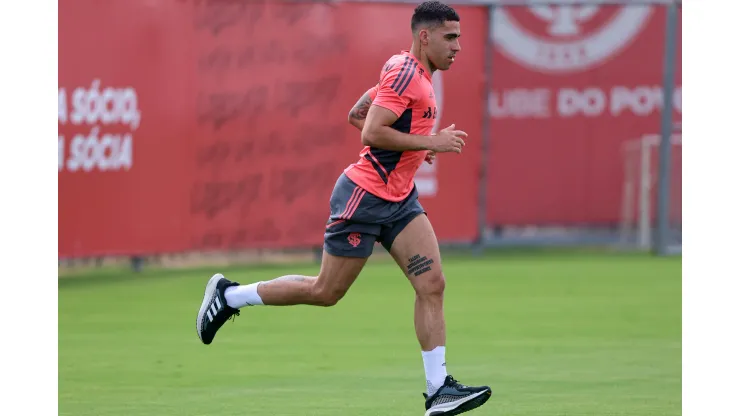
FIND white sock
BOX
[224,282,264,308]
[422,346,448,395]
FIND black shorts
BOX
[324,173,426,258]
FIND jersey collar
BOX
[401,50,433,82]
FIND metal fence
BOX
[428,0,682,255]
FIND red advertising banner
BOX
[487,5,682,226]
[58,0,486,258]
[58,1,195,257]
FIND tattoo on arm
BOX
[349,92,373,121]
[406,254,435,277]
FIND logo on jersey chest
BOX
[422,106,438,120]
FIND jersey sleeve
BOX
[367,84,379,101]
[372,59,418,117]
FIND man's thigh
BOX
[387,214,443,285]
[314,249,369,302]
[378,192,426,253]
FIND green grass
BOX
[59,251,681,416]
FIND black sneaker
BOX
[422,375,492,416]
[196,273,240,345]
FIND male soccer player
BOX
[196,2,491,415]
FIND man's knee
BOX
[312,270,351,307]
[312,251,366,307]
[414,270,446,297]
[312,285,348,307]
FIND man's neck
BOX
[410,43,435,74]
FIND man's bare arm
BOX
[348,91,374,132]
[360,104,433,151]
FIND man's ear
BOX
[419,29,429,46]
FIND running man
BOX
[196,2,492,415]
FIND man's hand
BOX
[425,151,436,165]
[429,124,467,154]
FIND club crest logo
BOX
[492,5,653,73]
[348,233,361,248]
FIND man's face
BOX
[423,20,461,71]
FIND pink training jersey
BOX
[344,51,438,202]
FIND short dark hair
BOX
[411,1,460,32]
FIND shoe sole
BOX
[196,273,224,344]
[424,388,492,416]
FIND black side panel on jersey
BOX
[364,153,389,183]
[391,108,413,134]
[368,108,413,180]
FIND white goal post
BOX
[620,132,682,250]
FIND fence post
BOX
[654,0,678,255]
[476,4,495,255]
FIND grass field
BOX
[59,250,681,416]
